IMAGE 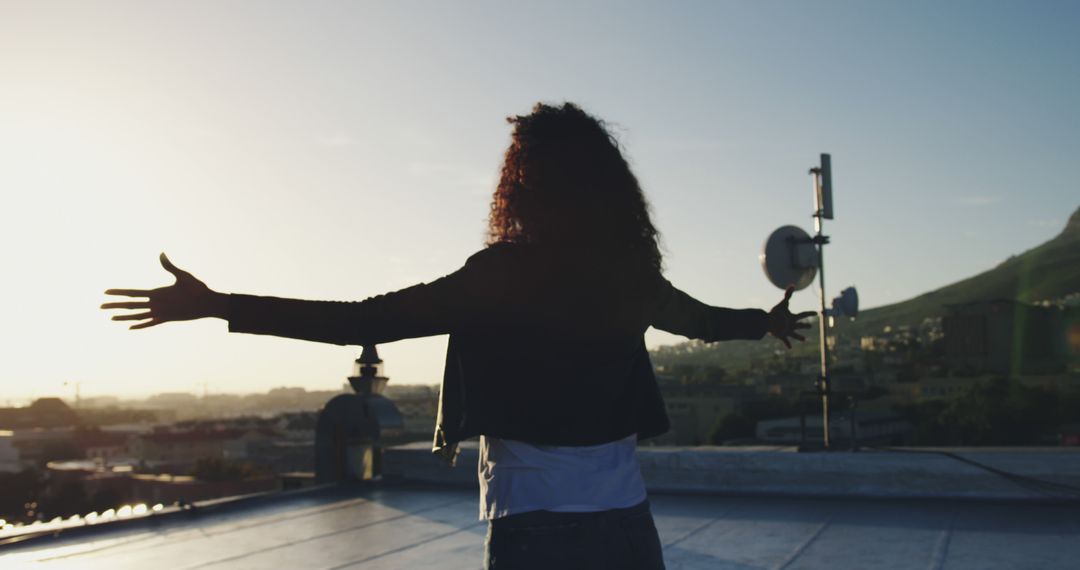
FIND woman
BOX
[103,102,811,569]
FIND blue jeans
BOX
[484,500,666,570]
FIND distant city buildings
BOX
[943,299,1076,375]
[651,370,759,446]
[0,398,79,429]
[0,431,20,473]
[755,411,912,446]
[73,429,128,462]
[646,289,1080,448]
[131,428,273,467]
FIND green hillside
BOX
[834,205,1080,338]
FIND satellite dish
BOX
[828,286,859,319]
[760,225,817,290]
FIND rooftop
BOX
[6,443,1080,568]
[3,483,1080,569]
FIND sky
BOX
[0,1,1077,403]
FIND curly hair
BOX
[487,102,662,273]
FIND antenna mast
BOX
[761,153,856,450]
[809,154,832,448]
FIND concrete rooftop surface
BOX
[3,483,1079,570]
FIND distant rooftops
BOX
[0,398,79,430]
[139,428,278,444]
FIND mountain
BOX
[834,205,1080,338]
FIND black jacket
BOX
[227,243,768,463]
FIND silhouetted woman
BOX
[103,102,811,570]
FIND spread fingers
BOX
[105,288,153,298]
[129,319,161,330]
[101,302,150,310]
[112,312,153,321]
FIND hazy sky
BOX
[1,1,1077,402]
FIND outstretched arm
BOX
[650,278,812,348]
[103,253,470,345]
[102,253,228,329]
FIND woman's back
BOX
[434,241,673,452]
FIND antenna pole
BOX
[810,166,832,449]
[64,380,82,409]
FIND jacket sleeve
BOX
[227,264,475,346]
[648,276,769,342]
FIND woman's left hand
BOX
[101,253,226,330]
[767,285,815,349]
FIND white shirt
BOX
[478,433,647,520]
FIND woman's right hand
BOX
[101,253,227,329]
[767,285,815,349]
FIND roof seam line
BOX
[326,521,487,570]
[773,515,832,570]
[927,511,956,570]
[181,497,470,570]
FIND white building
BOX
[0,430,22,472]
[756,411,912,445]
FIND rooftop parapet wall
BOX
[637,446,1080,501]
[382,442,1080,502]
